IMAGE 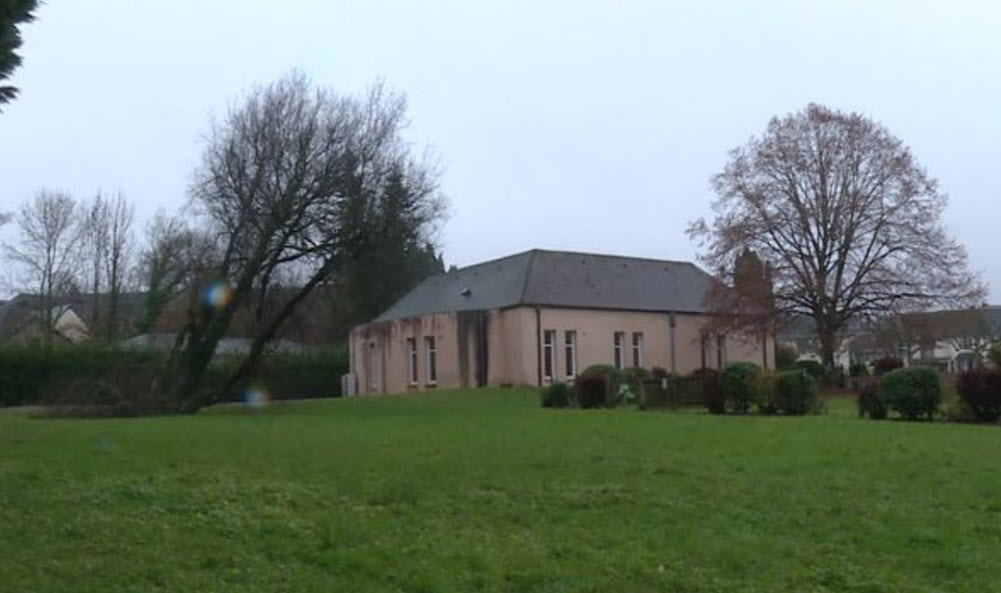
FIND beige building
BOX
[349,250,775,395]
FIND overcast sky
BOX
[1,1,999,299]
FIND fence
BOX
[638,375,706,410]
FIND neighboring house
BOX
[122,332,308,356]
[0,294,93,344]
[776,306,1001,372]
[349,249,775,396]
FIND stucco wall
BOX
[349,306,775,395]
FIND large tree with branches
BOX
[689,103,984,368]
[156,72,444,411]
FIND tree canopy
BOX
[0,0,38,109]
[689,104,984,366]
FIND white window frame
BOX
[543,329,556,382]
[632,332,644,368]
[564,330,577,379]
[406,337,418,385]
[613,332,625,370]
[424,336,437,385]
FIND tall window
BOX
[564,331,577,378]
[632,332,644,368]
[424,336,437,385]
[716,334,726,368]
[543,330,556,382]
[406,338,418,385]
[613,332,625,370]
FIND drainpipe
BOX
[535,306,542,387]
[669,311,677,374]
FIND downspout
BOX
[535,306,542,387]
[669,311,677,374]
[762,331,768,369]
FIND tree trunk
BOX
[818,328,837,370]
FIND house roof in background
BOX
[374,249,716,322]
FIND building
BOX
[349,249,775,395]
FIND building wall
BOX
[350,306,775,395]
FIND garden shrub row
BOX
[718,362,821,416]
[858,367,942,421]
[0,344,349,411]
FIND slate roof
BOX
[374,249,716,322]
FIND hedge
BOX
[879,367,941,420]
[955,368,1001,423]
[721,362,760,414]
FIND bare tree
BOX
[156,72,445,411]
[3,191,81,345]
[135,212,216,334]
[689,104,985,368]
[81,193,110,328]
[103,191,134,340]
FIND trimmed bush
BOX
[580,364,623,405]
[778,371,820,415]
[541,382,573,408]
[621,367,650,404]
[755,369,781,415]
[857,377,885,419]
[575,375,607,409]
[692,368,724,415]
[880,367,941,420]
[873,356,904,377]
[955,368,1001,423]
[794,359,824,379]
[721,362,760,414]
[775,344,797,369]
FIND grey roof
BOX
[374,249,716,322]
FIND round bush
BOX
[692,368,724,415]
[755,369,780,415]
[778,370,820,415]
[580,364,622,405]
[721,362,760,414]
[955,368,1001,423]
[879,367,941,420]
[857,377,886,419]
[541,382,573,408]
[873,356,904,377]
[575,375,607,409]
[621,367,650,404]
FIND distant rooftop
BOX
[374,249,716,322]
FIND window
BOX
[564,331,577,378]
[543,330,556,382]
[406,338,418,385]
[632,332,644,368]
[613,332,625,370]
[716,334,726,368]
[424,336,437,384]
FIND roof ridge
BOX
[517,250,538,305]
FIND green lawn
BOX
[1,389,999,592]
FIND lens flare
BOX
[201,281,233,310]
[244,384,270,410]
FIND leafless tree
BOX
[135,212,216,334]
[103,192,134,340]
[3,191,81,345]
[156,71,445,411]
[81,193,110,328]
[689,104,985,368]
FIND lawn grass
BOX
[1,388,999,592]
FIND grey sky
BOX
[1,1,999,299]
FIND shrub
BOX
[775,344,798,369]
[541,382,573,408]
[692,368,724,415]
[955,368,1001,423]
[857,377,885,419]
[575,375,607,409]
[778,370,820,415]
[621,367,650,404]
[989,342,1001,368]
[794,359,824,379]
[820,367,846,389]
[873,356,904,376]
[580,364,623,405]
[721,362,760,414]
[880,367,941,420]
[849,362,869,378]
[755,369,781,415]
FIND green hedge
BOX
[880,367,941,420]
[0,344,349,409]
[721,362,760,413]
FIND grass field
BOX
[1,389,999,592]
